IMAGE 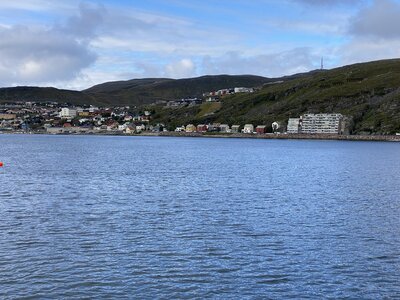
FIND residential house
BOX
[0,114,17,120]
[219,124,230,133]
[175,126,186,132]
[243,124,254,134]
[231,125,240,133]
[197,124,208,133]
[135,124,146,133]
[256,125,267,134]
[185,124,196,133]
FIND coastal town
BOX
[0,100,345,136]
[0,85,398,140]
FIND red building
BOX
[197,124,208,133]
[256,125,267,134]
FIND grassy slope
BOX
[0,87,96,105]
[0,75,271,107]
[151,59,400,134]
[84,75,271,106]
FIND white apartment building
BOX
[234,87,254,93]
[301,113,343,134]
[287,118,301,133]
[59,108,77,118]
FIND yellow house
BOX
[185,124,196,133]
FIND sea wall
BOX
[156,132,400,142]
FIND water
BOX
[0,135,399,299]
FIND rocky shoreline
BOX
[156,132,400,142]
[2,130,399,142]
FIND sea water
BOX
[0,135,399,299]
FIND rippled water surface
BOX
[1,135,400,299]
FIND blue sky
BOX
[0,0,400,89]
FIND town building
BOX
[243,124,254,134]
[219,124,230,133]
[287,118,301,133]
[301,113,343,134]
[256,125,267,134]
[234,87,254,93]
[197,124,208,133]
[231,125,240,133]
[207,124,220,132]
[59,108,77,118]
[185,124,196,133]
[0,113,17,120]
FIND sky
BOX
[0,0,400,90]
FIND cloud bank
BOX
[0,0,400,89]
[0,3,102,87]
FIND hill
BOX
[0,75,272,106]
[83,75,272,106]
[149,59,400,135]
[0,87,95,105]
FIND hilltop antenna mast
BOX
[321,57,324,70]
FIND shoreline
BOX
[1,130,400,142]
[157,132,400,142]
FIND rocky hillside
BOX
[149,59,400,134]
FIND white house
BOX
[219,124,230,133]
[234,87,254,93]
[242,124,254,134]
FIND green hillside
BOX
[0,75,271,106]
[0,87,95,105]
[84,75,272,105]
[149,59,400,134]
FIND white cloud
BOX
[0,25,96,86]
[1,0,399,90]
[165,59,196,78]
[338,0,400,65]
[350,0,400,40]
[339,38,400,65]
[201,48,319,77]
[0,4,104,87]
[0,0,73,12]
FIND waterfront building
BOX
[256,125,267,134]
[197,124,208,133]
[231,125,240,133]
[207,124,220,132]
[124,125,136,134]
[301,113,343,134]
[185,124,196,133]
[136,124,146,133]
[219,124,230,133]
[243,124,254,134]
[287,118,301,133]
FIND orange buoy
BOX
[0,162,3,167]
